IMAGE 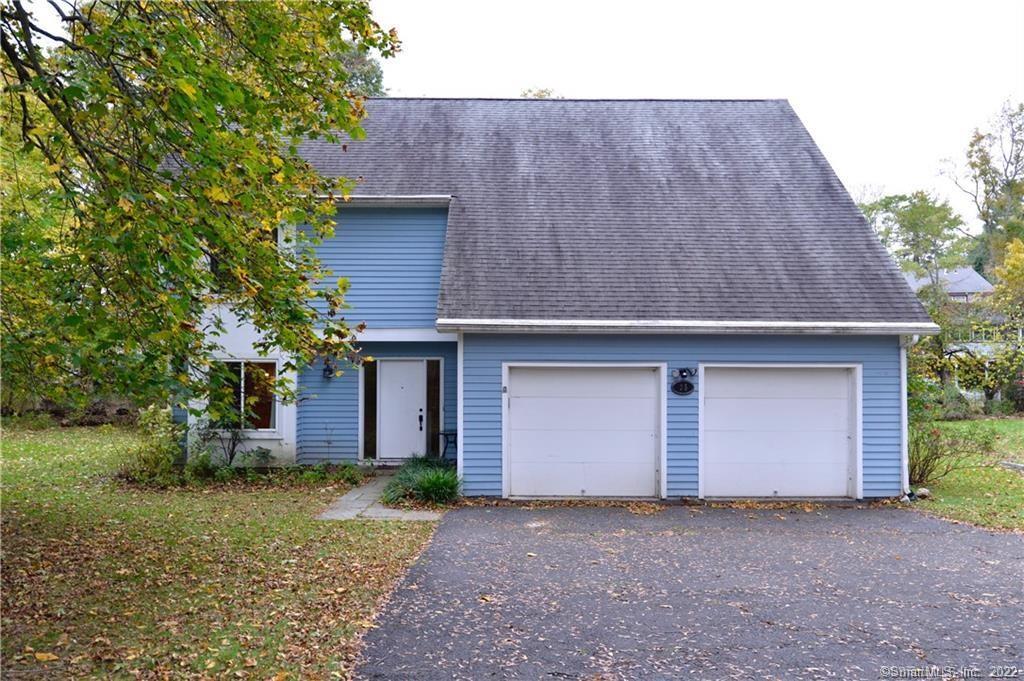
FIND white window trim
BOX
[697,362,864,500]
[358,357,445,461]
[500,362,669,500]
[211,357,282,438]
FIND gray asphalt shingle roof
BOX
[298,98,932,326]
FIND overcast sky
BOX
[371,0,1024,229]
[24,0,1023,228]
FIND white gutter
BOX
[355,328,456,342]
[317,194,453,208]
[436,318,941,336]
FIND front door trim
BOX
[358,356,445,461]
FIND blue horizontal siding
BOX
[461,334,903,498]
[306,207,447,328]
[297,341,457,463]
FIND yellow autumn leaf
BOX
[34,652,59,662]
[177,79,197,100]
[273,171,285,183]
[205,186,230,203]
[117,196,133,212]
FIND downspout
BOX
[899,335,920,495]
[456,331,464,482]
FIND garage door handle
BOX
[418,413,423,431]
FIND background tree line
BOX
[860,102,1024,416]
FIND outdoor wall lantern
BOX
[322,357,337,379]
[671,368,696,396]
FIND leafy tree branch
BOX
[1,0,398,413]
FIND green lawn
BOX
[1,427,435,678]
[918,418,1024,530]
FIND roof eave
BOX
[320,194,453,208]
[436,318,941,336]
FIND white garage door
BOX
[506,366,660,497]
[702,367,856,498]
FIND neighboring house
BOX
[192,98,938,500]
[904,267,994,303]
[902,268,1020,353]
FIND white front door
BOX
[378,360,427,459]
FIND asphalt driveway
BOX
[356,505,1023,680]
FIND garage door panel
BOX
[509,461,585,497]
[702,367,856,498]
[704,367,850,399]
[510,367,657,398]
[704,430,850,465]
[510,428,656,464]
[509,460,655,497]
[507,366,660,498]
[510,396,657,432]
[584,462,657,497]
[704,461,849,497]
[704,397,849,432]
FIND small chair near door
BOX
[439,430,458,460]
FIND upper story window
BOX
[211,360,277,430]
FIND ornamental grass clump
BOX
[381,457,460,506]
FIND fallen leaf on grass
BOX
[34,652,59,662]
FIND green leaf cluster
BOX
[1,1,399,412]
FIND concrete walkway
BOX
[318,472,443,521]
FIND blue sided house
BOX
[196,98,938,500]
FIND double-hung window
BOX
[212,360,277,430]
